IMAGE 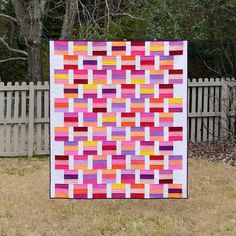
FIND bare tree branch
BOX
[105,0,110,30]
[0,13,18,23]
[0,37,28,56]
[0,57,27,63]
[76,0,82,30]
[203,60,222,76]
[220,37,233,67]
[110,12,145,21]
[77,0,95,26]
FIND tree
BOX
[0,0,77,82]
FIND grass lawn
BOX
[0,157,236,236]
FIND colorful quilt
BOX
[49,40,188,199]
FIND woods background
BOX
[0,0,235,83]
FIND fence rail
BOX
[0,78,235,157]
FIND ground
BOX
[0,157,236,236]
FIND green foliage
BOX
[0,59,27,83]
[145,0,235,77]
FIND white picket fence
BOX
[0,78,235,157]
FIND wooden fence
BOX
[0,78,235,157]
[0,82,49,157]
[188,78,236,143]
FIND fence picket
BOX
[36,82,42,153]
[13,84,19,153]
[232,82,236,135]
[0,83,4,152]
[196,78,203,142]
[190,78,197,142]
[20,82,27,153]
[221,79,229,139]
[229,80,236,137]
[5,82,12,153]
[44,82,49,152]
[28,82,34,157]
[208,79,214,141]
[214,78,220,140]
[202,78,209,141]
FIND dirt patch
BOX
[189,140,236,166]
[0,157,236,236]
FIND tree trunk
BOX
[27,41,42,82]
[11,0,44,82]
[60,0,77,40]
[231,40,236,78]
[10,0,77,81]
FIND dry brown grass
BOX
[0,157,236,236]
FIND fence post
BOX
[0,82,4,153]
[28,82,35,157]
[221,79,229,139]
